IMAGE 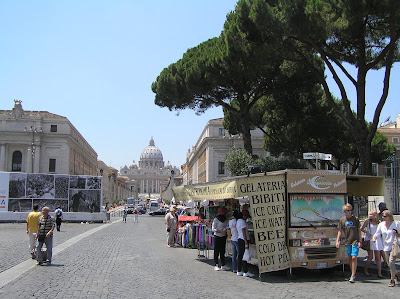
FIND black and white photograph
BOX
[69,189,101,212]
[26,174,55,199]
[8,173,26,199]
[8,199,32,212]
[69,176,86,189]
[55,175,69,199]
[33,199,68,212]
[86,176,101,190]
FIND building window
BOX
[393,137,399,144]
[219,128,225,136]
[218,162,225,175]
[49,159,56,172]
[372,163,378,176]
[12,151,22,171]
[51,125,58,132]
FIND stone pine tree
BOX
[234,0,400,174]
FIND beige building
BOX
[183,118,269,185]
[0,100,97,175]
[378,113,400,152]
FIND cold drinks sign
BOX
[237,175,290,273]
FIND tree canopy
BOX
[234,0,400,174]
[152,7,321,155]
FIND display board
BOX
[236,174,290,273]
[0,172,102,212]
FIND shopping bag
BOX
[392,238,400,259]
[243,249,251,262]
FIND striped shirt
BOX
[38,215,55,236]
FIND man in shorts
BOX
[336,203,362,283]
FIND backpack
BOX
[56,209,62,217]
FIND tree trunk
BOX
[353,129,373,175]
[240,114,253,155]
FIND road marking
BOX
[0,219,120,289]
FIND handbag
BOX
[38,234,45,242]
[392,237,400,259]
[361,222,370,251]
[361,237,370,251]
[243,248,251,262]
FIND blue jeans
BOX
[37,236,53,263]
[231,240,239,272]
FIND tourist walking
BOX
[336,203,362,283]
[54,206,63,231]
[123,208,127,223]
[36,207,55,265]
[165,206,177,247]
[361,210,383,277]
[133,208,139,223]
[373,210,400,287]
[26,204,41,259]
[212,207,229,271]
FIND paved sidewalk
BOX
[1,214,400,299]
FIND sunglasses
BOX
[345,210,353,212]
[383,215,388,218]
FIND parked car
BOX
[137,207,146,214]
[127,208,134,214]
[149,208,167,216]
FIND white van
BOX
[148,200,159,212]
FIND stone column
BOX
[27,147,32,173]
[0,144,5,171]
[33,145,40,173]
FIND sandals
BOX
[395,273,400,283]
[388,280,395,287]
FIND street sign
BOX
[303,152,332,160]
[303,152,317,159]
[318,153,332,161]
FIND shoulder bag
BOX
[361,222,370,251]
[392,237,400,259]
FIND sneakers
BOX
[237,271,243,276]
[221,265,230,271]
[36,262,43,266]
[214,266,221,271]
[349,276,356,283]
[243,272,255,278]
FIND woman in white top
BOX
[361,210,383,277]
[229,210,240,273]
[212,207,229,271]
[373,210,400,287]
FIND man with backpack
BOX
[55,206,63,231]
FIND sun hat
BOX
[217,207,227,216]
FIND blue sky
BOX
[1,1,398,172]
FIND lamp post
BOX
[24,125,42,173]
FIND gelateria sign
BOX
[173,175,291,273]
[287,170,346,194]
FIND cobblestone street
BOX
[1,215,399,299]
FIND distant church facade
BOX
[120,137,180,197]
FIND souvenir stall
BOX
[173,194,253,260]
